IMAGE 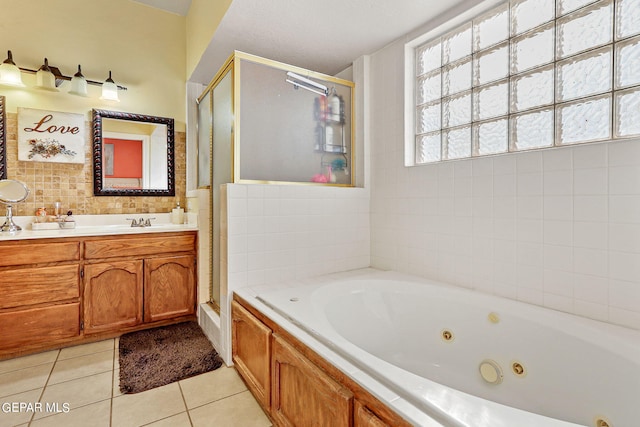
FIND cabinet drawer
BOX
[0,264,80,309]
[84,233,196,259]
[0,303,80,350]
[0,241,80,267]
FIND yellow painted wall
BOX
[0,0,186,131]
[186,0,233,80]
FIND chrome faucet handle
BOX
[126,218,140,227]
[144,217,156,227]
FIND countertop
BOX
[0,213,198,241]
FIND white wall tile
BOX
[573,274,608,303]
[609,138,640,167]
[609,165,640,195]
[609,279,640,311]
[543,147,573,171]
[543,269,574,297]
[543,170,573,195]
[574,168,608,195]
[574,247,608,278]
[573,221,608,250]
[517,173,543,196]
[543,196,573,221]
[543,220,573,246]
[609,223,640,253]
[609,252,640,283]
[572,142,608,169]
[573,196,608,222]
[543,244,573,272]
[609,195,640,224]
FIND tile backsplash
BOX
[5,113,186,215]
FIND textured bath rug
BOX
[119,321,223,394]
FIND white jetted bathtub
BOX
[255,271,640,427]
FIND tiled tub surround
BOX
[4,113,187,215]
[208,183,371,364]
[370,36,640,330]
[252,269,640,426]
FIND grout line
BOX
[29,349,61,427]
[177,381,194,427]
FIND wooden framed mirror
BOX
[92,109,175,196]
[0,96,6,180]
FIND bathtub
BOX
[254,271,640,427]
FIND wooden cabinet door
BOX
[83,260,143,333]
[271,334,352,427]
[355,401,391,427]
[232,300,271,408]
[143,255,196,322]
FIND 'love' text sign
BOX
[18,108,85,164]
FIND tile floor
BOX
[0,339,272,427]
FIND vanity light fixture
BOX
[100,71,119,102]
[285,71,328,96]
[0,51,25,87]
[0,50,126,99]
[35,58,58,91]
[68,65,88,97]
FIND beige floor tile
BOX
[47,350,113,386]
[0,351,58,375]
[180,367,247,409]
[189,390,271,427]
[29,399,111,427]
[33,371,112,420]
[0,363,52,399]
[0,388,42,427]
[113,368,123,398]
[57,340,115,361]
[144,412,192,427]
[111,382,186,427]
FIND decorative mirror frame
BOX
[92,109,175,196]
[0,96,6,180]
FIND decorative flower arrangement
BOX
[27,138,77,159]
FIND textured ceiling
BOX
[132,0,483,84]
[188,0,481,84]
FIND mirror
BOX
[0,179,30,232]
[92,109,175,196]
[0,96,6,180]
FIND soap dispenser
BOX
[171,202,184,224]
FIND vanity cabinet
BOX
[0,231,197,359]
[144,255,196,322]
[83,260,143,333]
[83,232,197,334]
[0,240,81,353]
[232,295,411,427]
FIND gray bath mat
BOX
[119,321,223,394]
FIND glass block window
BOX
[413,0,640,164]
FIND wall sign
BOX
[18,108,85,164]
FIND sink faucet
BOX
[125,217,156,227]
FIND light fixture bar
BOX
[17,66,128,90]
[285,71,328,95]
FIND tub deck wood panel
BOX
[232,293,413,427]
